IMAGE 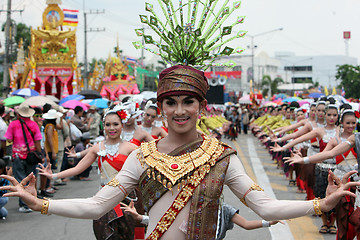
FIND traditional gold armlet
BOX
[313,198,322,215]
[240,183,264,207]
[41,198,49,215]
[106,178,128,196]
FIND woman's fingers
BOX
[341,170,358,184]
[0,185,17,192]
[20,173,34,186]
[0,175,19,186]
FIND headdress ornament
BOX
[340,109,360,120]
[103,104,131,124]
[133,0,246,70]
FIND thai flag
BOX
[63,9,79,27]
[341,86,345,97]
[318,86,322,93]
[126,57,137,65]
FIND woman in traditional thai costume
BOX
[119,98,154,146]
[1,1,359,239]
[285,104,360,239]
[272,99,339,233]
[271,100,326,201]
[2,65,359,240]
[38,104,144,240]
[140,99,168,139]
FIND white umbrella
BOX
[21,96,59,110]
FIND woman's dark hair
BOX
[43,118,57,126]
[339,103,354,122]
[122,96,132,103]
[33,107,42,115]
[43,104,52,114]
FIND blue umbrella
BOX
[308,92,325,98]
[89,98,109,109]
[59,94,85,105]
[282,97,299,103]
[12,88,39,97]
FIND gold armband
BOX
[313,198,322,215]
[106,178,120,187]
[240,183,264,207]
[41,199,49,215]
[106,178,128,196]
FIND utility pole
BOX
[83,9,105,89]
[1,0,24,96]
[247,28,283,93]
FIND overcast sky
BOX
[2,0,359,65]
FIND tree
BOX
[261,75,284,97]
[2,22,31,62]
[336,64,360,98]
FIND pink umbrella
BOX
[61,100,90,110]
[298,100,310,106]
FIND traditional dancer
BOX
[38,104,144,240]
[271,99,339,233]
[285,104,360,239]
[1,1,360,239]
[141,99,167,139]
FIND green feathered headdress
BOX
[133,0,247,70]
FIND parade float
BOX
[89,49,141,101]
[9,0,79,99]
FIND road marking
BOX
[271,183,288,192]
[247,138,295,240]
[233,140,257,182]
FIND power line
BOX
[83,8,105,89]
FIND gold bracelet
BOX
[313,198,322,215]
[41,199,49,215]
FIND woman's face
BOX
[124,117,135,126]
[296,111,305,121]
[104,114,122,139]
[342,114,356,134]
[310,106,316,118]
[316,104,325,120]
[160,95,204,135]
[143,108,157,127]
[325,108,338,125]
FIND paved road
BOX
[1,134,336,240]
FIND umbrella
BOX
[79,90,102,99]
[3,96,25,107]
[46,95,60,103]
[59,94,85,105]
[283,97,300,103]
[298,100,311,106]
[308,92,325,98]
[89,98,109,109]
[238,95,251,104]
[263,101,276,107]
[12,88,40,97]
[139,91,157,100]
[62,100,90,110]
[21,96,59,110]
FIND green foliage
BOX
[336,64,360,98]
[2,22,32,63]
[261,75,284,96]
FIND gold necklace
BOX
[138,135,224,190]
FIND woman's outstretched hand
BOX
[284,152,303,165]
[270,142,284,152]
[320,170,360,212]
[65,146,76,158]
[37,163,53,179]
[0,173,42,211]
